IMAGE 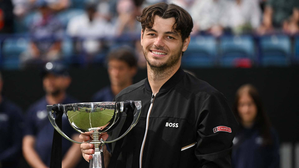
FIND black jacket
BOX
[109,68,238,168]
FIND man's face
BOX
[140,15,190,70]
[43,74,70,96]
[108,59,136,87]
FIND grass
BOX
[67,108,114,132]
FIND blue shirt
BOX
[24,95,78,167]
[0,98,23,168]
[30,14,64,55]
[92,86,115,102]
[232,125,280,168]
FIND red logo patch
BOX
[213,126,232,133]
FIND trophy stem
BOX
[89,144,104,168]
[89,130,105,168]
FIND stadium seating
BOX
[1,37,29,69]
[219,35,255,67]
[71,0,86,9]
[13,11,41,34]
[258,34,291,66]
[181,35,217,68]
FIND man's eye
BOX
[147,33,155,36]
[167,36,175,40]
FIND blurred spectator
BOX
[190,0,231,36]
[13,0,69,19]
[43,0,70,12]
[167,0,195,11]
[22,62,82,168]
[282,12,299,35]
[92,46,137,102]
[114,0,142,36]
[112,0,143,67]
[97,0,117,21]
[232,84,280,168]
[67,0,115,63]
[0,0,14,34]
[258,0,299,35]
[20,0,64,68]
[12,0,35,18]
[226,0,262,34]
[0,72,24,168]
[32,0,70,12]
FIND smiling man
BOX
[80,2,238,168]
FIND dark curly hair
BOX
[136,2,193,41]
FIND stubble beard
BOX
[143,45,182,74]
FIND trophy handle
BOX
[47,105,82,144]
[105,101,142,144]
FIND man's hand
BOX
[79,131,109,162]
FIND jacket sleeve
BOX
[0,106,23,162]
[195,91,238,168]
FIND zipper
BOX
[181,142,197,151]
[139,93,156,168]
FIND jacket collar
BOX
[145,67,185,94]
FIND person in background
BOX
[92,46,137,102]
[226,0,262,34]
[258,0,299,35]
[189,0,231,36]
[0,72,24,168]
[67,0,115,64]
[114,0,142,36]
[22,62,82,168]
[21,0,64,68]
[232,84,280,168]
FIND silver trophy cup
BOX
[47,101,142,168]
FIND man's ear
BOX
[182,36,191,52]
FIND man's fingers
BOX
[79,133,91,141]
[81,148,95,155]
[81,142,94,162]
[99,132,109,141]
[83,153,93,162]
[81,142,94,150]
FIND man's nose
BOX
[153,36,165,48]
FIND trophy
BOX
[47,101,142,168]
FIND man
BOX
[258,0,299,34]
[92,46,137,102]
[0,72,24,168]
[23,62,82,168]
[21,0,64,68]
[80,3,238,168]
[66,1,116,62]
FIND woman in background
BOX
[232,84,280,168]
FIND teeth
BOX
[152,51,166,55]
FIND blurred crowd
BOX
[0,0,298,68]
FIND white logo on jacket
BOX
[165,122,179,128]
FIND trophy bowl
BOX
[47,101,142,168]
